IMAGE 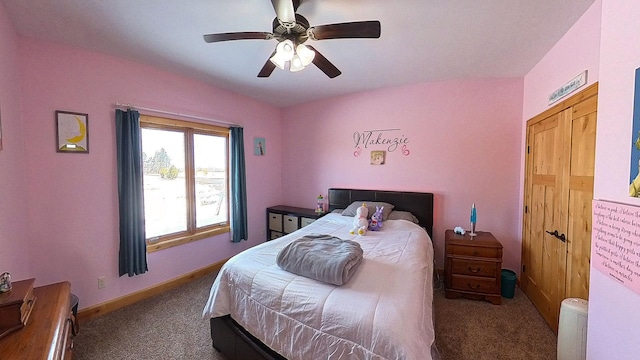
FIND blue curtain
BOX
[230,126,248,242]
[115,109,148,276]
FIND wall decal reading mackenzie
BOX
[353,129,410,154]
[592,199,640,296]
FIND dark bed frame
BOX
[210,188,435,360]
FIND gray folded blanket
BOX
[276,234,364,285]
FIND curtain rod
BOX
[114,102,243,128]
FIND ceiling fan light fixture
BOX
[296,44,315,66]
[276,39,295,61]
[290,55,305,72]
[269,52,288,70]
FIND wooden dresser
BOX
[0,281,73,359]
[444,229,503,305]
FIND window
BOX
[140,115,229,252]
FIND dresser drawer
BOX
[449,244,500,258]
[268,213,283,232]
[283,215,299,233]
[300,217,315,228]
[450,274,498,294]
[450,258,498,277]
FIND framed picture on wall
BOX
[254,137,265,156]
[370,150,385,165]
[56,110,89,153]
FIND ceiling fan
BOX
[203,0,381,78]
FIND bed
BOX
[203,188,438,360]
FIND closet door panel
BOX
[523,113,564,330]
[565,97,596,301]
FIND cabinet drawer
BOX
[450,274,497,294]
[451,258,498,277]
[268,213,282,232]
[300,217,315,228]
[449,244,499,258]
[283,215,299,233]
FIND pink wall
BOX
[523,0,640,357]
[0,2,31,278]
[522,1,601,121]
[12,36,282,309]
[587,0,640,358]
[281,79,524,272]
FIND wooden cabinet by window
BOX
[444,229,503,305]
[0,281,73,359]
[266,206,324,241]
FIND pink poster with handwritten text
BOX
[592,200,640,295]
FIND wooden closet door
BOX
[522,83,597,333]
[563,95,596,300]
[522,111,567,332]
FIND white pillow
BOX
[341,201,394,220]
[387,210,419,224]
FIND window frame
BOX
[140,115,230,253]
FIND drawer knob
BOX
[467,283,481,290]
[472,250,479,256]
[468,267,481,273]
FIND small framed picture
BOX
[254,137,266,156]
[370,150,385,165]
[56,110,89,153]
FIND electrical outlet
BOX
[98,276,106,289]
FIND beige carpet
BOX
[433,284,557,360]
[73,274,556,360]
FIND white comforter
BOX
[203,213,435,360]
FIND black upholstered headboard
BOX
[328,188,434,238]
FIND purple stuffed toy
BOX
[369,206,384,231]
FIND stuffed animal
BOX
[349,203,369,235]
[369,206,384,231]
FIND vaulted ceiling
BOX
[2,0,596,107]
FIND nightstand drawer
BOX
[449,244,500,258]
[450,274,497,294]
[450,258,498,277]
[268,213,283,232]
[283,215,299,233]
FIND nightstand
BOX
[444,229,503,305]
[266,206,325,241]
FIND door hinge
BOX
[527,145,530,154]
[522,264,525,273]
[525,205,528,213]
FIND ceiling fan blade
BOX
[258,53,277,78]
[309,21,381,40]
[271,0,296,24]
[306,45,341,78]
[203,32,272,43]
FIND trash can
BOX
[501,269,517,298]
